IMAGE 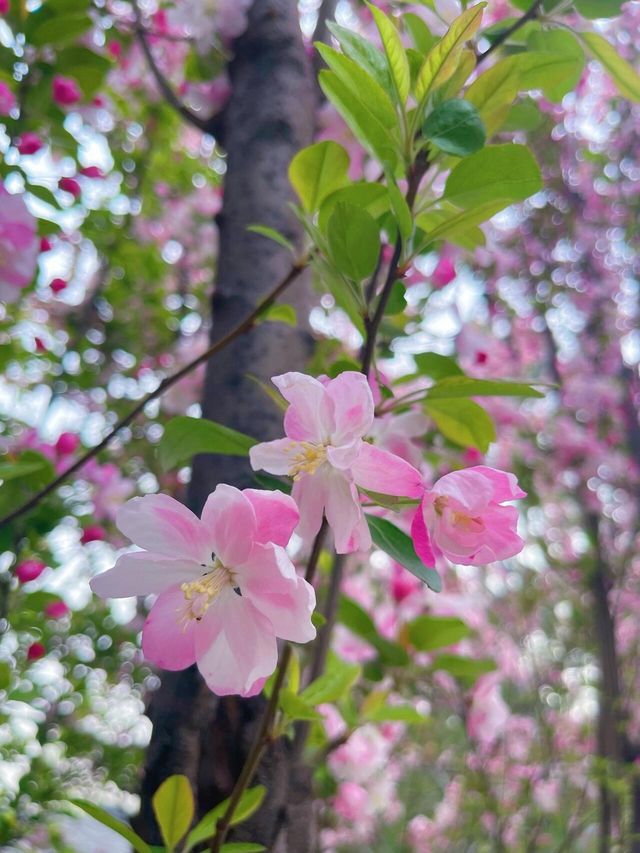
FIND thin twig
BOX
[476,0,545,64]
[0,258,309,530]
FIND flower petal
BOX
[200,484,256,567]
[90,552,199,598]
[243,488,299,547]
[324,470,371,554]
[292,473,328,544]
[411,504,437,567]
[351,443,424,498]
[116,494,210,562]
[249,438,298,476]
[196,592,278,697]
[273,372,333,442]
[433,469,494,514]
[238,543,316,643]
[142,585,197,671]
[326,372,374,446]
[469,466,526,502]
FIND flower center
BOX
[434,495,482,532]
[179,559,236,626]
[289,441,328,480]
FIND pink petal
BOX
[469,466,526,502]
[326,372,374,446]
[237,543,316,643]
[411,505,437,567]
[200,484,256,567]
[196,593,278,696]
[249,438,297,475]
[243,488,299,547]
[324,470,371,554]
[292,473,328,544]
[433,469,494,514]
[468,505,523,564]
[273,372,333,442]
[90,552,199,598]
[116,494,210,562]
[326,441,362,470]
[351,443,424,498]
[142,585,197,670]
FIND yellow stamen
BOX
[178,560,235,628]
[289,441,328,480]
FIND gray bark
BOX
[133,0,316,847]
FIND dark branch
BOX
[476,0,545,64]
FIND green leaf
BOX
[338,596,410,665]
[183,787,266,852]
[404,13,438,55]
[425,376,544,398]
[318,70,399,171]
[580,32,640,102]
[367,3,411,104]
[414,352,464,380]
[443,144,541,209]
[385,280,407,315]
[301,655,361,705]
[327,202,380,281]
[524,32,584,100]
[247,224,294,252]
[366,515,442,592]
[70,801,151,853]
[408,615,470,651]
[318,183,389,233]
[55,47,112,98]
[326,22,394,96]
[416,202,497,249]
[152,775,194,852]
[0,459,52,481]
[364,704,428,723]
[316,44,398,130]
[425,398,496,452]
[574,0,624,18]
[28,11,92,46]
[0,661,11,690]
[221,845,266,853]
[423,99,486,157]
[431,654,496,684]
[288,141,350,213]
[159,417,256,471]
[502,99,543,132]
[257,303,297,327]
[414,5,486,104]
[279,689,323,722]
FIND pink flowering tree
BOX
[0,0,639,851]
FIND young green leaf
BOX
[574,0,625,19]
[425,398,496,452]
[367,3,411,104]
[279,688,323,722]
[183,787,266,852]
[364,704,428,723]
[327,202,380,281]
[525,32,584,101]
[158,417,256,471]
[338,596,410,665]
[257,303,297,327]
[423,99,486,157]
[70,801,151,853]
[152,774,194,852]
[443,144,542,209]
[326,21,394,95]
[301,655,361,705]
[367,515,442,592]
[408,615,471,651]
[425,376,544,398]
[318,182,389,233]
[247,224,294,252]
[288,141,350,213]
[414,352,464,380]
[580,32,640,102]
[431,654,496,684]
[220,845,266,853]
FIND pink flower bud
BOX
[45,600,69,619]
[79,165,103,178]
[16,132,43,155]
[52,75,82,106]
[0,80,15,115]
[27,642,46,661]
[40,236,53,252]
[58,177,81,198]
[15,559,46,583]
[81,525,106,544]
[55,432,79,455]
[49,277,67,294]
[107,40,122,58]
[34,337,46,352]
[431,255,456,288]
[0,0,9,14]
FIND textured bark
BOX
[133,1,316,847]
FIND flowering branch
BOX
[0,257,309,530]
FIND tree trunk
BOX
[133,1,316,847]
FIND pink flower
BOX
[79,165,103,178]
[15,559,46,583]
[55,432,79,456]
[467,672,510,747]
[249,372,424,554]
[40,236,52,252]
[0,81,15,115]
[50,277,67,294]
[411,466,525,566]
[90,487,316,697]
[58,177,81,198]
[0,0,9,14]
[0,184,38,302]
[431,254,456,288]
[27,642,46,660]
[16,132,43,155]
[52,75,81,106]
[45,600,69,619]
[80,524,106,544]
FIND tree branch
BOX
[0,257,309,530]
[476,0,545,64]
